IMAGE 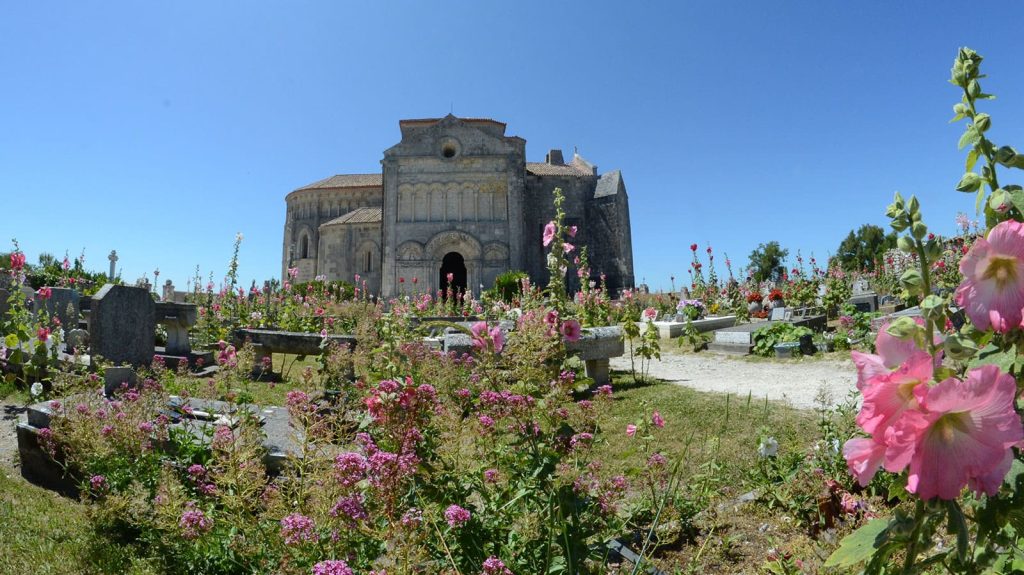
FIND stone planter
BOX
[774,342,800,358]
[747,301,763,314]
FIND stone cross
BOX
[162,280,174,302]
[107,250,118,280]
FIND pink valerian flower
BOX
[330,495,368,524]
[955,219,1024,332]
[444,504,471,527]
[560,319,582,343]
[311,560,354,575]
[641,307,657,321]
[90,475,107,492]
[483,468,499,483]
[542,221,557,246]
[400,507,423,527]
[481,556,514,575]
[280,513,318,545]
[179,503,212,539]
[333,452,369,487]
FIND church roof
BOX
[294,174,382,191]
[525,162,594,177]
[320,207,383,227]
[399,116,507,129]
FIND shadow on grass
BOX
[609,369,663,393]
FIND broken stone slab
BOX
[154,301,198,356]
[565,326,624,386]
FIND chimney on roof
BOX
[545,149,564,165]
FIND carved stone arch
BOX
[425,230,482,260]
[295,224,315,259]
[482,242,509,264]
[397,241,425,261]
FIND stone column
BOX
[107,250,118,280]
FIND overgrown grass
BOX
[0,470,157,575]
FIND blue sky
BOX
[3,2,1024,292]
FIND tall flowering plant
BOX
[827,49,1024,574]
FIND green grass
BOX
[597,370,820,483]
[0,470,156,575]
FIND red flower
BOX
[689,243,698,252]
[37,327,50,342]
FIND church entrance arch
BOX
[439,252,467,296]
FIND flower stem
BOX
[902,499,927,575]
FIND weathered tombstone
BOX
[162,280,175,302]
[65,329,89,352]
[852,278,871,295]
[33,287,80,330]
[769,306,788,321]
[89,284,155,366]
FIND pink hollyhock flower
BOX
[542,221,557,246]
[10,252,25,271]
[489,326,505,354]
[652,411,665,428]
[625,424,637,437]
[955,219,1024,332]
[544,309,559,326]
[37,327,50,342]
[567,225,577,238]
[897,365,1024,499]
[843,435,889,487]
[37,287,52,299]
[856,352,932,436]
[560,319,582,342]
[850,318,935,390]
[641,307,657,321]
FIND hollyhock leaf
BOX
[942,333,978,361]
[824,518,891,568]
[968,343,1015,374]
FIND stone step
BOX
[707,341,753,355]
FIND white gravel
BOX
[610,350,858,410]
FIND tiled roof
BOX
[399,117,506,129]
[525,162,594,177]
[321,207,383,227]
[294,174,382,191]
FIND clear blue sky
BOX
[3,2,1024,292]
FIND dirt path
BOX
[0,401,25,471]
[610,350,857,410]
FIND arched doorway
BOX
[439,252,467,296]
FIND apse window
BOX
[442,144,457,158]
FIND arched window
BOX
[364,251,372,273]
[299,234,309,259]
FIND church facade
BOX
[282,115,634,299]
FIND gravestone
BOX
[89,284,155,366]
[852,279,871,295]
[162,280,175,302]
[769,306,788,321]
[33,287,80,330]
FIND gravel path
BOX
[610,350,858,410]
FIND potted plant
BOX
[767,288,785,309]
[746,292,763,314]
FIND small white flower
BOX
[30,382,44,398]
[758,437,779,458]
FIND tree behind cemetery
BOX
[748,241,789,283]
[834,224,897,272]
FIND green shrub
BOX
[492,270,528,303]
[752,322,812,357]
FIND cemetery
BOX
[3,9,1024,574]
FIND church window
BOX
[364,251,372,273]
[299,234,309,259]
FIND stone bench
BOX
[232,328,357,377]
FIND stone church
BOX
[282,115,634,299]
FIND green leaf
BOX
[947,500,969,563]
[976,187,986,215]
[1007,186,1024,214]
[4,334,17,349]
[966,147,981,172]
[824,518,891,568]
[959,126,981,150]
